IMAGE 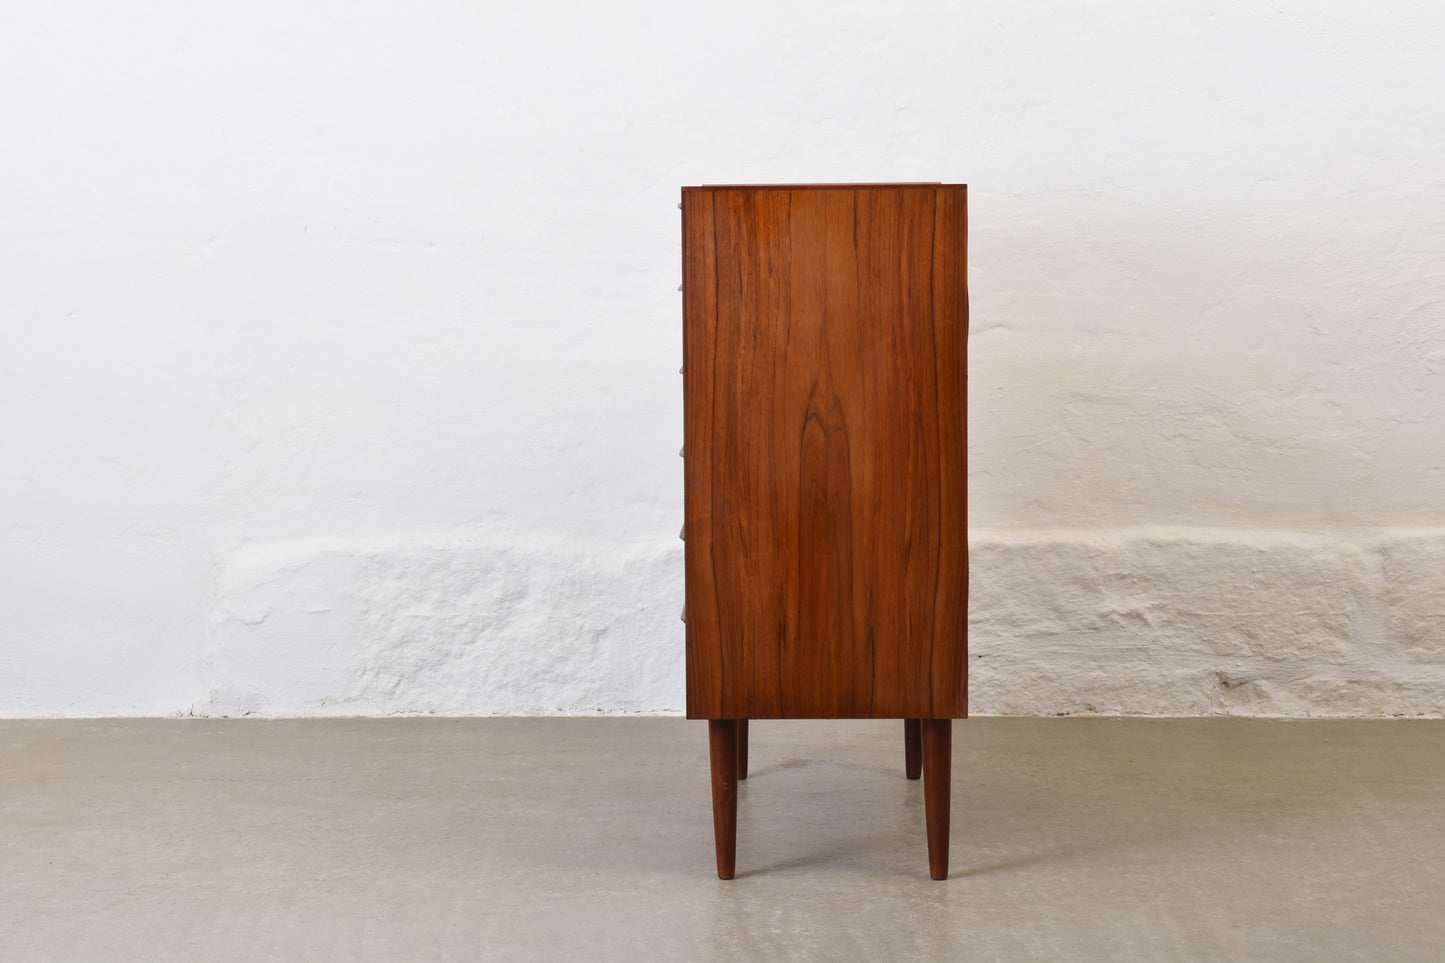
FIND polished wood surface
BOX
[922,719,952,879]
[708,720,739,879]
[682,184,968,720]
[685,183,966,879]
[904,718,923,780]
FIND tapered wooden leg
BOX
[904,718,922,779]
[737,719,749,780]
[708,719,739,879]
[921,719,952,880]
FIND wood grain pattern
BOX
[683,184,968,720]
[708,719,739,879]
[922,718,952,879]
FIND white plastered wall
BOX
[2,1,1442,716]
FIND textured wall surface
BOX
[189,529,1445,718]
[3,1,1443,717]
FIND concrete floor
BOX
[0,718,1442,961]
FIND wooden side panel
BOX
[930,187,969,717]
[682,190,721,714]
[684,185,967,719]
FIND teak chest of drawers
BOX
[681,183,968,879]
